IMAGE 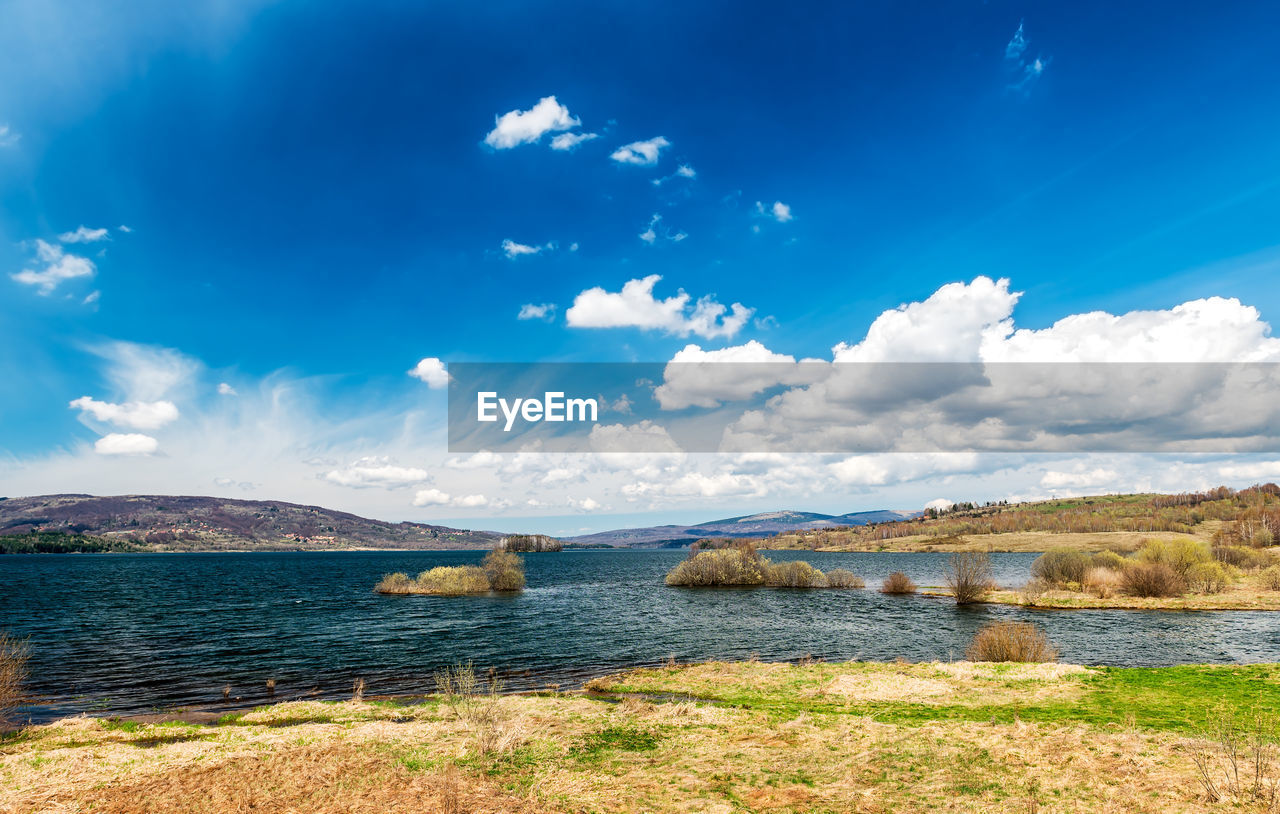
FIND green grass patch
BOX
[608,662,1280,735]
[571,725,663,761]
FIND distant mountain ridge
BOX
[0,494,502,551]
[563,508,920,548]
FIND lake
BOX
[4,549,1279,722]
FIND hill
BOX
[563,508,919,548]
[0,494,502,551]
[745,486,1280,551]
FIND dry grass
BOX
[966,621,1058,663]
[987,585,1280,610]
[1083,566,1124,598]
[4,660,1267,814]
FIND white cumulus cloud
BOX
[94,433,158,456]
[324,456,428,488]
[610,136,670,166]
[70,396,180,430]
[565,275,754,340]
[408,357,449,388]
[484,96,581,149]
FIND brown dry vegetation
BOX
[881,571,917,594]
[0,633,27,726]
[1006,536,1280,609]
[966,621,1058,663]
[6,659,1279,814]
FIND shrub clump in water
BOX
[945,550,995,605]
[823,569,865,589]
[376,551,525,595]
[966,620,1058,663]
[881,571,917,594]
[482,550,526,591]
[664,542,862,589]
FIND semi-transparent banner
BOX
[446,362,1280,453]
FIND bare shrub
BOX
[966,621,1057,663]
[0,632,29,726]
[1136,538,1210,578]
[1121,561,1186,597]
[1031,548,1089,586]
[823,568,865,589]
[351,677,365,703]
[665,547,766,586]
[1188,710,1279,807]
[764,560,828,588]
[946,550,995,604]
[1260,565,1280,591]
[374,572,413,594]
[1020,577,1050,606]
[434,661,506,756]
[881,571,917,594]
[482,550,525,592]
[413,566,491,595]
[1186,561,1230,594]
[1082,566,1123,599]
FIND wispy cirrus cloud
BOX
[58,225,110,244]
[501,238,557,259]
[1004,21,1049,95]
[550,131,598,151]
[10,240,95,294]
[517,303,557,321]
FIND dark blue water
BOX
[3,550,1278,722]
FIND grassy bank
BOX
[4,660,1279,812]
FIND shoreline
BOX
[6,659,1279,813]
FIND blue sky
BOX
[5,0,1280,534]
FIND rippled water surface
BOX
[4,550,1279,721]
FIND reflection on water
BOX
[3,549,1278,722]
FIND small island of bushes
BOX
[665,541,865,588]
[376,550,525,595]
